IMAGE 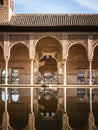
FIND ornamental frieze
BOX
[9,34,29,46]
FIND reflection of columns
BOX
[5,59,8,112]
[64,59,67,113]
[30,59,34,113]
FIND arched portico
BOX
[67,44,88,85]
[8,43,31,129]
[35,35,62,48]
[35,36,62,83]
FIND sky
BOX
[15,0,98,14]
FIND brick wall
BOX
[0,0,13,22]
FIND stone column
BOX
[89,60,92,112]
[62,37,73,130]
[88,34,97,130]
[5,59,8,112]
[30,59,34,113]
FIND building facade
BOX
[0,0,98,130]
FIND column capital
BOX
[30,58,34,61]
[63,59,67,62]
[4,56,9,62]
[88,59,93,62]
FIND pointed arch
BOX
[67,42,88,58]
[93,43,98,54]
[9,41,29,52]
[0,42,4,50]
[35,35,62,49]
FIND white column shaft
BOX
[89,61,92,112]
[30,59,34,113]
[5,60,8,112]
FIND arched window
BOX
[44,72,52,84]
[87,70,95,85]
[1,70,9,84]
[11,69,20,102]
[12,69,19,84]
[77,70,85,85]
[53,88,58,99]
[77,70,85,101]
[53,72,58,84]
[1,70,9,101]
[38,71,42,84]
[87,70,95,100]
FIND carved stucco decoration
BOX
[31,33,63,41]
[92,39,98,57]
[9,34,29,45]
[62,40,71,60]
[4,34,10,61]
[88,34,94,61]
[35,35,62,62]
[29,34,37,60]
[41,52,56,58]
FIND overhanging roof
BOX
[0,14,98,32]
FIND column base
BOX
[62,113,73,130]
[88,112,97,130]
[1,111,14,130]
[28,112,36,130]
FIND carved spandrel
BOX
[62,40,70,60]
[4,34,10,61]
[93,34,98,40]
[68,34,88,40]
[30,33,63,40]
[9,34,29,46]
[88,34,94,61]
[68,34,88,48]
[29,39,36,60]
